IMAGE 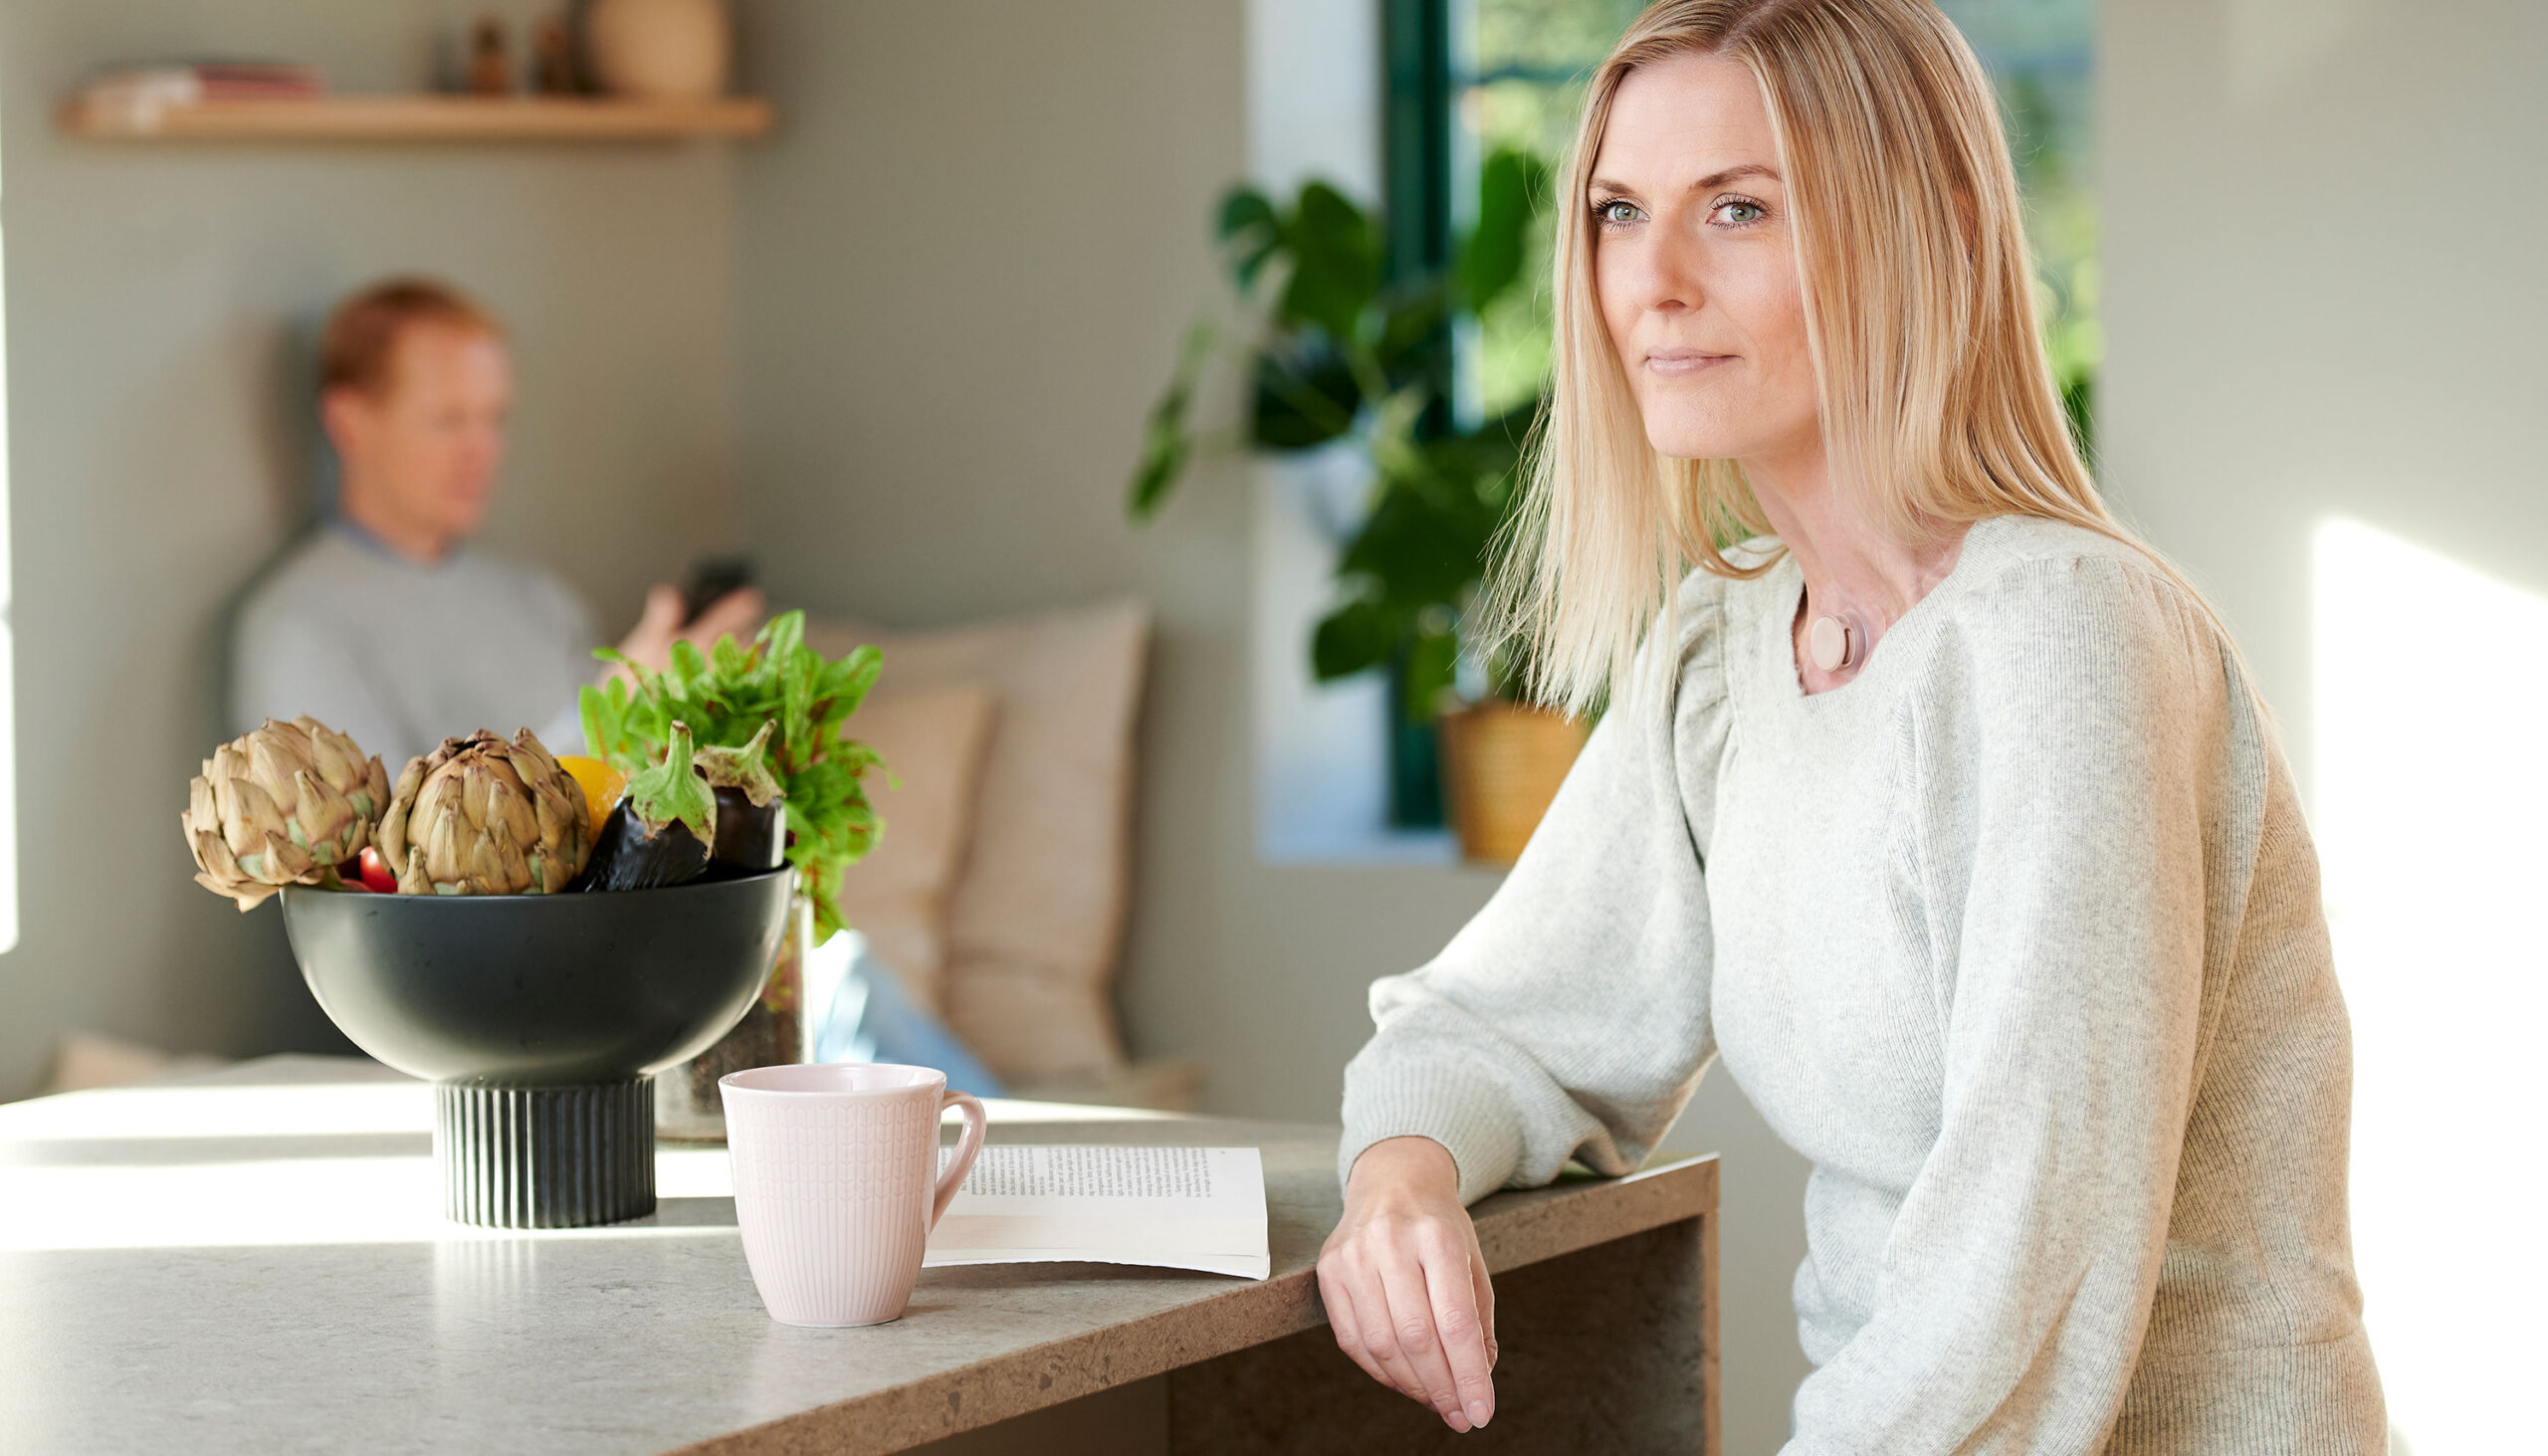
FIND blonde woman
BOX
[1318,1,2384,1449]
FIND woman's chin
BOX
[1636,404,1811,465]
[1641,424,1748,462]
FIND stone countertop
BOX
[0,1056,1717,1455]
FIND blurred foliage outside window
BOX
[1464,0,2099,452]
[1463,0,1644,422]
[1934,0,2100,455]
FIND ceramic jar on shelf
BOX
[584,0,732,102]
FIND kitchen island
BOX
[0,1056,1717,1454]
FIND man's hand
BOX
[611,583,767,684]
[1317,1136,1498,1433]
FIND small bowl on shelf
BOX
[280,868,792,1229]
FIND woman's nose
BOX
[1629,241,1702,315]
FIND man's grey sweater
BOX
[1340,517,2384,1453]
[231,522,594,772]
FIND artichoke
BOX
[376,728,593,896]
[183,717,392,911]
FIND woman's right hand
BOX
[1317,1136,1498,1432]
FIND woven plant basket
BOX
[1439,703,1590,867]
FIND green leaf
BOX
[1401,628,1460,720]
[1456,147,1546,314]
[1278,182,1381,342]
[827,645,883,718]
[578,682,618,762]
[1339,492,1489,606]
[1216,186,1282,292]
[1127,318,1217,519]
[1373,282,1452,379]
[830,739,888,781]
[1249,338,1364,451]
[759,610,806,670]
[667,638,708,697]
[1312,597,1401,680]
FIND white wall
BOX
[2102,1,2548,1449]
[0,0,742,1094]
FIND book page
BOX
[926,1144,1269,1280]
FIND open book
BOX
[926,1145,1269,1280]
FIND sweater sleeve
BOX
[1787,556,2228,1454]
[1338,589,1730,1205]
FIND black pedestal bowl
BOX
[280,869,792,1229]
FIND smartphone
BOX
[681,555,756,625]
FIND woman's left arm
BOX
[1790,556,2236,1455]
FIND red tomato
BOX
[357,846,399,894]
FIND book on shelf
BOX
[73,62,325,125]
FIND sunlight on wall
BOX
[0,119,18,953]
[2313,518,2548,1453]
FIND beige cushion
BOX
[807,601,1149,1085]
[42,1033,229,1096]
[1012,1058,1205,1114]
[831,684,996,1014]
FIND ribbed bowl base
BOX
[435,1078,657,1229]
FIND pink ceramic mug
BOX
[720,1063,988,1327]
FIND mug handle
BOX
[930,1090,988,1228]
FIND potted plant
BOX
[1129,150,1586,864]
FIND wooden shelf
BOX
[59,94,774,143]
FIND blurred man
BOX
[231,279,761,770]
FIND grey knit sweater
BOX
[1340,517,2385,1453]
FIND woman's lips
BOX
[1644,349,1733,376]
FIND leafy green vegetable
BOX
[581,611,884,941]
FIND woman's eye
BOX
[1715,198,1767,226]
[1593,198,1642,227]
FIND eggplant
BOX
[577,723,717,892]
[693,722,787,878]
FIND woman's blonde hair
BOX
[1496,0,2153,716]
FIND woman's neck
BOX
[1745,446,1968,691]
